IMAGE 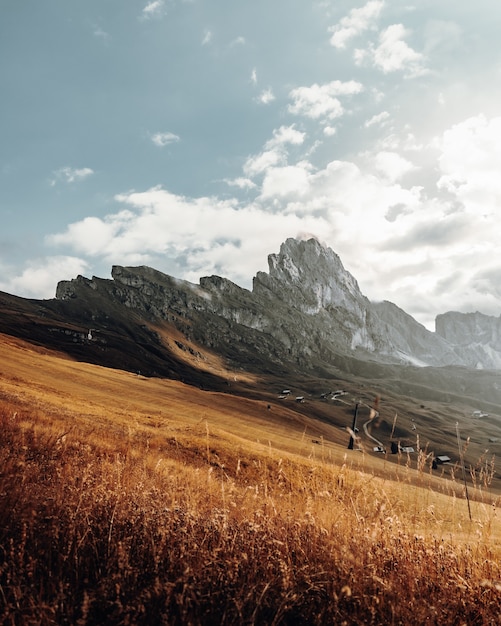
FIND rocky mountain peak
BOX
[253,237,367,317]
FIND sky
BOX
[2,0,501,331]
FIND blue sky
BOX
[2,0,501,330]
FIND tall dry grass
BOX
[1,399,501,625]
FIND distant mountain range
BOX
[2,237,501,408]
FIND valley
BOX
[2,236,501,623]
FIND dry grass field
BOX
[1,332,501,624]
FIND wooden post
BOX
[348,403,359,449]
[455,422,472,521]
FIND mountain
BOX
[2,237,501,411]
[56,236,499,370]
[436,310,501,369]
[252,238,459,367]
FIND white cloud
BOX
[243,149,285,178]
[48,187,328,287]
[50,167,94,186]
[437,114,501,216]
[202,29,212,45]
[150,131,180,147]
[329,0,385,49]
[141,0,165,20]
[47,215,124,256]
[288,80,363,120]
[260,161,313,200]
[356,24,427,76]
[224,177,257,190]
[323,126,337,136]
[265,124,305,149]
[0,256,89,299]
[378,130,423,153]
[257,88,275,104]
[242,125,305,181]
[250,68,257,85]
[365,111,390,128]
[373,151,417,182]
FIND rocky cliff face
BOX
[55,237,501,372]
[436,311,501,369]
[253,239,374,353]
[251,238,458,366]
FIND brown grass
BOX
[2,334,501,624]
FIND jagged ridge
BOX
[55,236,501,371]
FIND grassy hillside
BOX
[1,333,501,624]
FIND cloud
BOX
[250,68,257,85]
[243,149,285,178]
[260,161,314,200]
[365,111,390,128]
[384,214,470,252]
[385,203,409,223]
[224,177,257,190]
[141,0,165,20]
[288,80,363,120]
[48,187,328,287]
[328,0,385,49]
[47,216,123,256]
[150,131,180,147]
[436,114,501,216]
[373,151,417,182]
[92,25,110,42]
[256,88,275,104]
[202,29,212,45]
[472,267,501,300]
[367,144,500,323]
[50,167,94,186]
[265,124,305,149]
[242,125,305,180]
[355,24,427,76]
[230,36,246,47]
[0,256,89,299]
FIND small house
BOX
[435,455,451,465]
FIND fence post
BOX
[348,403,359,449]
